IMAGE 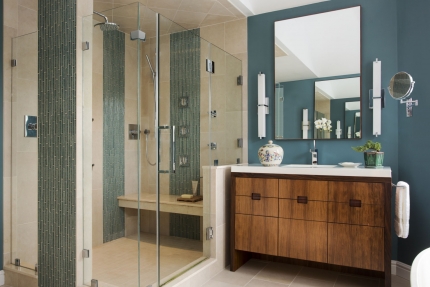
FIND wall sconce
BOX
[335,120,342,139]
[302,109,309,139]
[258,72,269,139]
[372,59,382,137]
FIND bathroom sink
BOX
[283,164,338,168]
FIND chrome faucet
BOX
[310,140,318,165]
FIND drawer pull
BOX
[251,193,261,200]
[297,196,308,204]
[349,199,362,207]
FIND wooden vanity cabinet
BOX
[278,179,328,263]
[231,173,392,287]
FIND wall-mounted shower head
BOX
[93,11,119,31]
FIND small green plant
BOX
[352,140,382,152]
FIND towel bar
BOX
[392,183,405,189]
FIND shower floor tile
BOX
[92,232,203,287]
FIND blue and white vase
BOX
[258,140,284,166]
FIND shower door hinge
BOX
[82,249,90,258]
[206,59,215,74]
[11,59,17,67]
[237,75,243,85]
[82,41,90,51]
[206,227,214,240]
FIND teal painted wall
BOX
[397,0,430,265]
[248,0,399,259]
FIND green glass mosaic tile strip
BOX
[169,29,201,240]
[103,30,126,243]
[38,1,77,286]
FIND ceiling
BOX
[228,0,329,16]
[315,77,360,100]
[93,0,246,33]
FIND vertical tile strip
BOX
[103,30,125,243]
[169,29,201,240]
[38,1,76,286]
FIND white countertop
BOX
[231,164,391,178]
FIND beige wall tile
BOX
[92,188,103,247]
[4,0,19,29]
[17,5,37,36]
[178,0,215,14]
[16,222,37,265]
[200,14,235,27]
[16,176,37,225]
[125,48,138,100]
[208,2,234,17]
[15,32,37,81]
[125,150,139,194]
[147,0,182,10]
[200,23,225,50]
[174,10,206,26]
[125,209,138,236]
[225,18,247,55]
[4,26,17,103]
[3,177,12,256]
[3,101,12,178]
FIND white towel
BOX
[395,181,410,238]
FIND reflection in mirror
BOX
[388,72,415,100]
[274,6,361,140]
[344,102,360,138]
[314,77,361,139]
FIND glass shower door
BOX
[82,3,145,286]
[10,31,39,272]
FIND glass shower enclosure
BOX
[81,2,243,286]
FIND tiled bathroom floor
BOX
[203,259,411,287]
[93,232,203,287]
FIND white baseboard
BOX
[391,260,411,281]
[0,270,4,285]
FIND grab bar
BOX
[172,125,176,173]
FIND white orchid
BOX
[314,117,332,132]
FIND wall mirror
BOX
[274,6,361,140]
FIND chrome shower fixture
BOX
[131,30,146,41]
[93,11,119,31]
[146,55,155,80]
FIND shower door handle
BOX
[172,125,176,173]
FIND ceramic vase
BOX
[258,140,284,166]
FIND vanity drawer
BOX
[235,177,278,198]
[279,199,327,221]
[328,223,384,271]
[329,182,384,205]
[236,195,278,217]
[279,179,328,201]
[279,218,327,263]
[328,202,384,227]
[235,214,278,256]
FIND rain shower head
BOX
[93,11,119,31]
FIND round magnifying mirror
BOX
[388,71,415,100]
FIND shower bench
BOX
[117,193,203,216]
